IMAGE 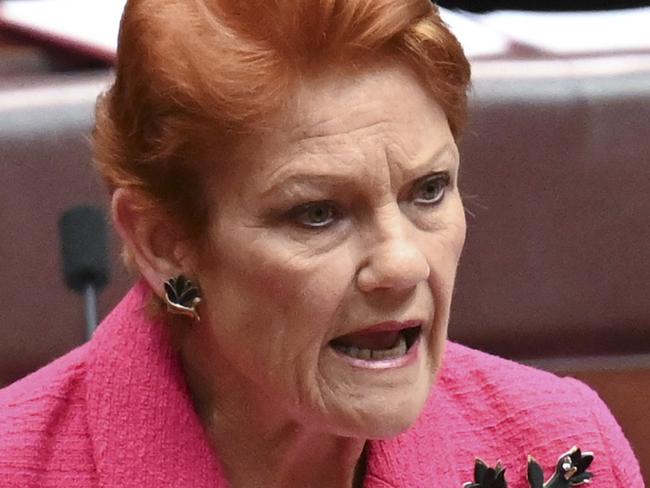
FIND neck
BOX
[207,417,367,488]
[181,350,367,488]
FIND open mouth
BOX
[329,324,422,361]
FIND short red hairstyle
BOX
[94,0,471,247]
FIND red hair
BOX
[94,0,470,249]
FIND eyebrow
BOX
[398,142,459,180]
[261,172,356,199]
[262,141,459,198]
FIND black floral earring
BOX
[163,275,202,321]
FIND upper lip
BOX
[332,319,424,340]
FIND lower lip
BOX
[330,335,422,370]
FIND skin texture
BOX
[113,62,466,487]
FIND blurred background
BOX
[1,0,649,479]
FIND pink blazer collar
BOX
[85,282,226,486]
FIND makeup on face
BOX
[188,64,466,440]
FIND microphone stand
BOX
[58,205,110,342]
[83,283,99,340]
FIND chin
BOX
[316,335,437,439]
[367,388,431,439]
[326,379,433,440]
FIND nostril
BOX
[356,247,429,292]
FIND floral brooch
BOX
[463,447,594,488]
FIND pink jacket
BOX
[0,282,643,487]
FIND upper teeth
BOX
[334,334,407,360]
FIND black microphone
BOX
[58,205,110,340]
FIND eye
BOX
[412,172,450,205]
[288,201,339,228]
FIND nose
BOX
[356,214,430,293]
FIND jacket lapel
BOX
[84,282,229,487]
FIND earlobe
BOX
[111,188,186,298]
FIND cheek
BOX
[447,195,467,254]
[201,234,356,352]
[251,246,353,319]
[422,208,466,333]
[200,240,358,397]
[426,207,466,285]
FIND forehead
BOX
[222,63,455,189]
[287,63,449,142]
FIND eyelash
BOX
[411,172,451,206]
[286,171,451,229]
[286,201,340,229]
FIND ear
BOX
[111,188,193,299]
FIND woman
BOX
[0,1,643,486]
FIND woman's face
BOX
[190,63,466,439]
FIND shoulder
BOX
[0,345,96,487]
[438,342,596,406]
[422,342,643,485]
